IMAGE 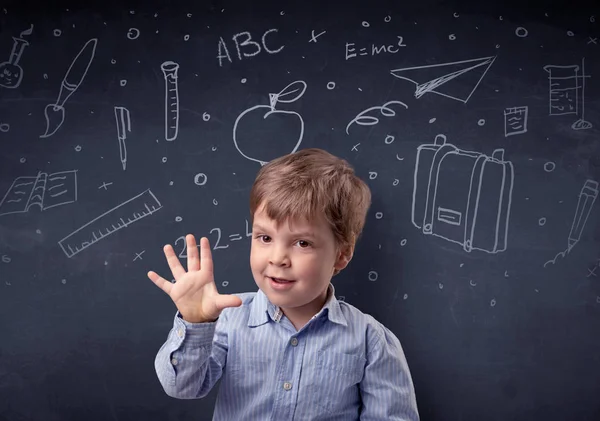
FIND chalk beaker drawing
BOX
[0,25,33,89]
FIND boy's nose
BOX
[269,246,291,266]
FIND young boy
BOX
[149,148,419,420]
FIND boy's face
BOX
[250,204,351,321]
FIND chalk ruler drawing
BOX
[233,80,306,165]
[412,134,514,254]
[390,56,496,103]
[161,61,180,141]
[0,24,33,89]
[40,38,98,138]
[544,179,598,267]
[543,58,592,130]
[58,189,162,258]
[346,100,408,134]
[0,170,78,216]
[114,106,131,170]
[504,106,528,137]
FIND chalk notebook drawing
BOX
[412,134,514,254]
[0,170,78,216]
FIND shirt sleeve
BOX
[154,309,229,399]
[359,325,420,420]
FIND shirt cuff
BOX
[173,311,218,348]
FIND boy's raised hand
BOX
[148,234,242,323]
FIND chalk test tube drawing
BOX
[0,170,78,216]
[346,100,408,134]
[40,38,98,138]
[0,24,33,89]
[161,61,180,141]
[390,56,496,103]
[504,106,528,137]
[412,134,514,254]
[543,179,598,268]
[58,189,162,258]
[114,106,131,170]
[233,80,306,165]
[544,58,592,130]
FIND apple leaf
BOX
[274,80,307,104]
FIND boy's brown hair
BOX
[249,148,372,266]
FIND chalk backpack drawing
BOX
[412,134,514,254]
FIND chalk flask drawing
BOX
[0,24,33,89]
[40,38,98,138]
[412,134,514,254]
[233,80,306,165]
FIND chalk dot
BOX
[280,11,285,15]
[369,172,377,179]
[515,26,528,37]
[222,281,229,287]
[62,279,67,284]
[384,134,395,144]
[184,34,190,41]
[74,145,82,152]
[213,198,218,205]
[43,73,49,79]
[120,80,127,87]
[499,16,503,20]
[400,239,407,246]
[478,119,485,126]
[538,217,546,226]
[110,59,116,64]
[187,13,192,17]
[375,212,383,219]
[393,179,399,186]
[429,117,436,123]
[403,293,408,299]
[241,78,247,84]
[384,15,391,22]
[597,296,600,303]
[591,16,595,23]
[130,10,135,14]
[544,161,556,172]
[212,145,217,151]
[362,21,370,27]
[194,173,207,186]
[53,29,62,37]
[460,263,465,267]
[175,216,182,222]
[470,280,477,286]
[162,157,167,163]
[496,44,501,48]
[368,271,378,281]
[169,181,174,186]
[326,81,336,90]
[438,282,444,289]
[567,30,574,36]
[453,12,459,17]
[490,298,496,307]
[19,157,26,163]
[202,112,210,121]
[0,123,9,132]
[449,34,456,40]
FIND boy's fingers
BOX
[199,237,214,274]
[148,271,173,295]
[164,244,186,279]
[186,234,200,272]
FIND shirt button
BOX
[177,328,184,338]
[283,382,293,391]
[171,358,178,366]
[290,337,298,346]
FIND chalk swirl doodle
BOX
[346,100,408,134]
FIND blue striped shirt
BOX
[154,284,419,420]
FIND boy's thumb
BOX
[215,294,243,310]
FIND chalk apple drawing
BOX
[233,80,306,165]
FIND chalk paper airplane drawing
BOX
[0,170,78,216]
[390,56,496,103]
[233,80,306,165]
[58,189,162,258]
[543,58,592,130]
[412,134,514,254]
[544,179,598,268]
[40,38,98,138]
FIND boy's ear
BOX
[334,244,354,272]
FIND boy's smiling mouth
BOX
[267,276,296,283]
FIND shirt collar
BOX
[248,283,347,327]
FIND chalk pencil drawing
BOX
[504,106,528,137]
[0,170,78,216]
[544,179,598,267]
[390,56,496,103]
[40,38,98,138]
[58,189,162,258]
[233,80,306,165]
[0,24,33,89]
[114,106,131,170]
[161,61,180,141]
[412,134,514,254]
[544,58,592,130]
[346,100,408,134]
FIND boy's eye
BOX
[297,240,311,248]
[256,235,271,243]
